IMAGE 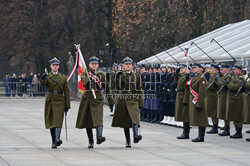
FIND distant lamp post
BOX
[99,48,105,56]
[105,43,113,71]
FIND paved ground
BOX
[0,98,250,166]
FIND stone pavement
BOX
[0,98,250,166]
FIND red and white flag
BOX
[184,48,189,57]
[67,46,85,93]
[77,50,85,93]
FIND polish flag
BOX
[77,50,85,93]
[184,48,189,57]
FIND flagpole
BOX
[75,44,96,99]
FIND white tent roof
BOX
[138,20,250,64]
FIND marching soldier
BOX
[187,63,208,142]
[243,77,250,141]
[215,63,232,136]
[75,56,107,148]
[40,57,70,149]
[225,63,245,139]
[111,57,144,148]
[206,63,220,134]
[174,64,190,139]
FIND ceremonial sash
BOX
[187,79,198,104]
[88,72,102,90]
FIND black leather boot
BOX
[143,111,150,122]
[192,126,205,142]
[218,125,230,136]
[124,128,131,148]
[156,113,164,123]
[86,128,94,148]
[142,110,148,121]
[206,124,218,134]
[145,111,153,122]
[150,112,158,123]
[132,124,142,143]
[50,128,57,149]
[96,126,106,144]
[230,127,242,139]
[177,122,190,139]
[246,138,250,142]
[246,129,250,134]
[55,127,63,146]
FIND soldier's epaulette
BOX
[199,74,208,83]
[200,74,205,79]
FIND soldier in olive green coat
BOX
[226,63,245,139]
[206,63,220,134]
[111,57,144,148]
[243,78,250,141]
[75,56,108,148]
[187,63,208,142]
[215,63,232,136]
[174,64,190,139]
[40,57,70,149]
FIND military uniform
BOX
[188,63,208,142]
[174,64,190,139]
[215,63,231,136]
[150,65,162,123]
[243,79,250,141]
[162,67,175,125]
[206,63,220,134]
[143,69,153,122]
[111,57,144,148]
[75,56,107,148]
[225,63,245,139]
[140,65,147,121]
[40,57,70,149]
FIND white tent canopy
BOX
[138,20,250,65]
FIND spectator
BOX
[3,74,11,96]
[32,75,39,96]
[18,74,27,97]
[10,73,17,97]
[28,72,34,96]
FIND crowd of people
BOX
[2,72,46,97]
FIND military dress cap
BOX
[220,63,230,68]
[149,65,153,69]
[171,65,177,69]
[210,63,220,71]
[88,56,99,63]
[160,64,167,68]
[233,63,243,70]
[140,64,146,68]
[205,64,210,68]
[167,64,172,68]
[153,64,159,69]
[50,57,60,65]
[112,63,118,68]
[122,57,133,64]
[180,64,188,68]
[192,63,202,68]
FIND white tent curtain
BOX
[138,20,250,65]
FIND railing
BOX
[0,82,47,97]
